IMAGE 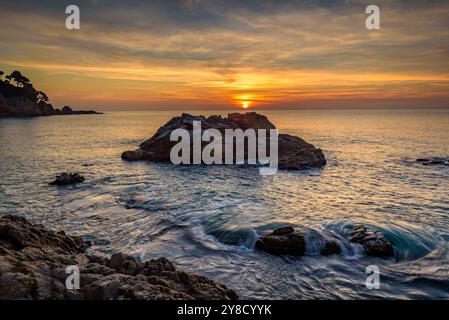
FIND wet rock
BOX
[122,112,326,170]
[0,215,237,300]
[350,225,394,258]
[429,160,445,165]
[255,227,305,256]
[49,173,85,185]
[417,157,448,166]
[320,240,341,256]
[121,150,150,161]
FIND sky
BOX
[0,0,449,110]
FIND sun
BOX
[241,101,251,109]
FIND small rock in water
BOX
[417,157,448,166]
[320,240,341,256]
[350,225,394,258]
[49,173,85,185]
[255,226,305,256]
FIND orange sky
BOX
[1,1,449,110]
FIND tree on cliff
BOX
[5,71,31,88]
[37,91,49,103]
[0,71,50,106]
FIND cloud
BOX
[0,0,448,109]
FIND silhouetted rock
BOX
[255,226,306,256]
[61,106,73,114]
[49,173,85,185]
[417,157,448,166]
[0,72,101,118]
[350,225,394,258]
[0,215,238,300]
[122,112,326,170]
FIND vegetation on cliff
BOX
[0,70,100,117]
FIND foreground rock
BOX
[0,215,237,300]
[255,226,341,257]
[255,225,395,258]
[255,227,306,256]
[49,173,85,185]
[122,112,326,170]
[350,225,394,258]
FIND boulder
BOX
[320,240,341,256]
[61,106,73,114]
[350,225,394,258]
[255,226,305,256]
[122,112,326,170]
[49,173,85,185]
[417,157,448,166]
[0,215,238,300]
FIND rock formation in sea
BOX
[0,70,101,118]
[255,225,394,258]
[122,112,326,170]
[350,225,394,258]
[416,157,449,166]
[49,173,85,186]
[0,215,237,300]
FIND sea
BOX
[1,109,448,299]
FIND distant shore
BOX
[0,70,101,118]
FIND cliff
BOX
[0,71,100,118]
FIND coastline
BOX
[0,215,237,300]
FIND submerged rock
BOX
[49,173,85,185]
[122,112,326,170]
[0,215,237,300]
[350,225,394,258]
[255,226,306,256]
[416,157,448,166]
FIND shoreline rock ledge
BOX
[122,112,326,170]
[0,215,237,300]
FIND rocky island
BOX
[122,112,326,170]
[0,215,237,300]
[0,71,101,117]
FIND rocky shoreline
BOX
[0,215,237,300]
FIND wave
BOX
[187,218,445,263]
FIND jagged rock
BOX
[122,112,326,170]
[49,173,85,185]
[320,240,341,256]
[0,215,238,300]
[350,225,394,258]
[255,226,305,256]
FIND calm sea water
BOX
[1,109,448,299]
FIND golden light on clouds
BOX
[0,1,448,110]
